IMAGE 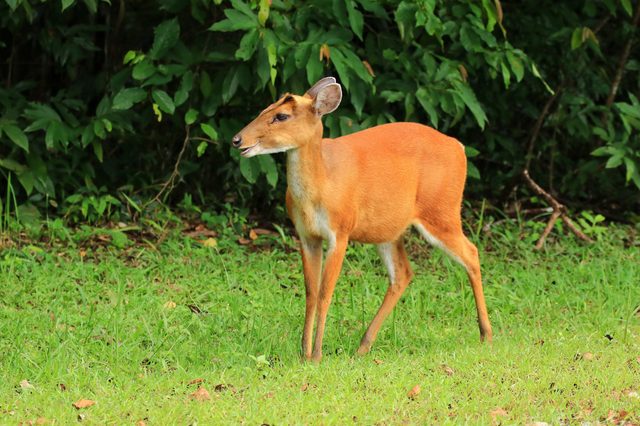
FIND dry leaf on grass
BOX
[184,225,217,239]
[136,420,147,426]
[72,399,95,409]
[373,359,384,365]
[604,409,629,423]
[202,237,217,248]
[189,387,211,401]
[35,418,49,425]
[188,378,204,385]
[253,228,277,236]
[490,407,508,422]
[238,237,252,245]
[163,301,177,309]
[19,380,34,390]
[582,352,594,361]
[441,364,455,376]
[249,229,258,240]
[300,383,309,392]
[407,385,421,399]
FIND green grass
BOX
[1,225,639,424]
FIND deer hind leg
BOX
[357,237,414,355]
[414,221,493,343]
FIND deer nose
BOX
[232,134,242,148]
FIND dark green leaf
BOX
[209,9,257,32]
[93,140,103,162]
[152,90,175,114]
[197,141,208,157]
[506,51,524,82]
[453,81,487,129]
[416,87,439,128]
[132,60,156,80]
[18,170,34,195]
[185,109,198,125]
[3,124,29,152]
[258,154,278,188]
[239,157,259,183]
[149,18,180,60]
[346,1,364,40]
[235,29,259,61]
[200,123,218,140]
[61,0,75,12]
[112,88,147,110]
[0,158,26,172]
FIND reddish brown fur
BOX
[234,79,492,362]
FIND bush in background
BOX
[0,0,638,226]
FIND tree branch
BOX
[522,170,593,249]
[605,0,640,109]
[146,125,191,207]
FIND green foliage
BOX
[0,0,638,223]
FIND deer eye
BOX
[273,113,289,123]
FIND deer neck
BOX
[286,134,326,205]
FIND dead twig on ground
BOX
[523,170,593,249]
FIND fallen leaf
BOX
[373,359,384,365]
[253,228,277,236]
[36,418,49,425]
[163,301,177,309]
[189,387,211,401]
[490,407,508,421]
[300,383,309,392]
[202,237,217,248]
[441,364,455,376]
[263,392,274,399]
[188,378,204,385]
[604,409,629,423]
[19,380,34,390]
[238,237,252,245]
[582,352,594,361]
[249,229,258,240]
[72,399,95,409]
[624,389,639,398]
[136,421,146,426]
[407,384,421,399]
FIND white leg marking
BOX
[413,223,466,270]
[377,243,396,285]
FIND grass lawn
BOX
[1,224,639,424]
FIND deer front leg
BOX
[300,237,322,360]
[311,235,348,363]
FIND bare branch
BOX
[146,125,191,207]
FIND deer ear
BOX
[313,83,342,116]
[305,77,337,99]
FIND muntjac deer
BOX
[232,77,492,362]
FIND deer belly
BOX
[349,201,414,243]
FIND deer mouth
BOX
[240,143,259,157]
